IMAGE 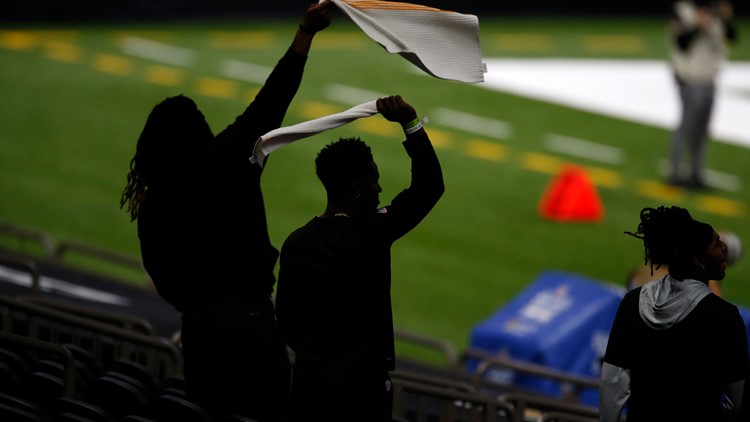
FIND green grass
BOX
[1,16,749,359]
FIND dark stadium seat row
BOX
[0,248,600,422]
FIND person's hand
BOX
[718,0,734,21]
[696,7,711,29]
[377,95,417,125]
[300,1,335,33]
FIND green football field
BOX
[1,16,749,360]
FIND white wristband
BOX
[404,117,429,135]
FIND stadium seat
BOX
[153,394,211,422]
[33,358,65,378]
[0,392,51,421]
[0,361,21,394]
[57,414,99,422]
[53,396,116,422]
[0,346,32,389]
[0,403,48,422]
[108,358,158,397]
[215,414,260,422]
[159,374,188,399]
[92,375,151,419]
[20,371,65,409]
[122,416,158,422]
[32,354,98,401]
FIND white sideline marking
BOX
[431,108,513,140]
[481,59,750,149]
[325,83,387,105]
[0,265,130,306]
[545,133,625,165]
[219,59,272,84]
[121,37,195,67]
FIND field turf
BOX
[1,16,749,360]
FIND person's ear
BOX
[348,180,361,199]
[693,255,707,271]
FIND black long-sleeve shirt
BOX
[276,130,444,376]
[138,48,308,315]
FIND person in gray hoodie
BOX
[600,205,749,422]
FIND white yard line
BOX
[431,107,513,140]
[325,83,387,105]
[544,134,625,165]
[120,36,195,67]
[219,59,272,84]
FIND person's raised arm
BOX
[376,95,444,238]
[292,1,335,56]
[218,2,334,157]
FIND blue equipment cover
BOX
[468,270,624,404]
[737,307,750,351]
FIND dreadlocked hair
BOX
[120,95,211,222]
[625,205,713,275]
[120,155,145,222]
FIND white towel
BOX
[327,0,485,84]
[250,100,379,167]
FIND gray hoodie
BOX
[639,274,712,330]
[600,276,717,422]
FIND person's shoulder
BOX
[698,293,742,318]
[283,218,318,242]
[623,286,643,302]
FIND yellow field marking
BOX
[309,32,368,48]
[492,34,552,52]
[353,118,399,137]
[210,31,276,49]
[195,77,238,99]
[695,195,745,218]
[144,65,185,87]
[584,166,623,189]
[464,139,508,162]
[93,54,134,76]
[0,31,39,50]
[38,30,78,41]
[424,128,453,149]
[634,179,685,203]
[521,152,563,174]
[298,101,342,120]
[581,35,644,54]
[241,88,261,103]
[42,41,83,63]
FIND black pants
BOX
[289,363,393,422]
[181,298,291,421]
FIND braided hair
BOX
[120,155,145,222]
[625,206,714,275]
[120,95,212,221]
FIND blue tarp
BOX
[468,270,625,405]
[737,307,750,351]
